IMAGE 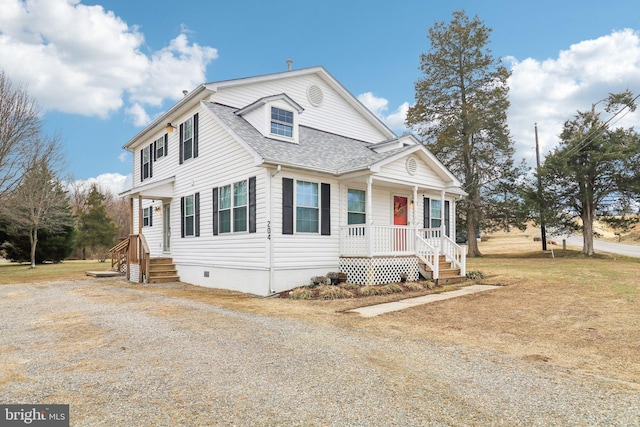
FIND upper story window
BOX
[347,189,366,225]
[270,107,293,138]
[179,113,199,164]
[182,117,193,160]
[142,145,151,180]
[155,135,166,159]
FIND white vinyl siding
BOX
[211,73,390,143]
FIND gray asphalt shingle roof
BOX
[204,102,411,175]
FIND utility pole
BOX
[535,123,547,251]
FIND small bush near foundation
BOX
[403,281,425,291]
[317,285,354,300]
[384,283,404,294]
[289,287,314,300]
[466,270,484,280]
[340,282,361,291]
[358,285,390,297]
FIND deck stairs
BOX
[148,257,180,283]
[418,255,466,285]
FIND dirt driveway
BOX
[1,279,638,426]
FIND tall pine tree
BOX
[76,184,118,260]
[406,11,517,256]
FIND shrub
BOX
[358,285,390,297]
[384,283,404,293]
[316,285,354,300]
[402,281,424,291]
[466,270,484,280]
[289,287,314,300]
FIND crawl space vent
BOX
[307,85,324,107]
[406,157,418,175]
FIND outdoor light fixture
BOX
[166,122,176,133]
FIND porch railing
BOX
[340,225,466,278]
[109,234,150,283]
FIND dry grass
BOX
[103,233,639,386]
[0,260,111,285]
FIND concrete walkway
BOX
[348,284,502,317]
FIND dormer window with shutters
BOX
[235,94,303,144]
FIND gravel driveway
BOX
[1,280,638,426]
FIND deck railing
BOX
[109,234,150,283]
[340,225,466,278]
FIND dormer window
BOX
[271,107,293,138]
[235,94,303,144]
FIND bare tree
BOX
[4,135,71,268]
[0,71,41,201]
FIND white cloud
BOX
[0,0,217,123]
[118,152,128,163]
[70,172,130,196]
[357,92,410,133]
[125,103,151,127]
[507,29,640,166]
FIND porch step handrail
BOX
[415,234,439,279]
[441,233,466,276]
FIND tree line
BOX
[0,71,128,267]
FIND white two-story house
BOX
[112,66,466,296]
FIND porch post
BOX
[138,195,143,235]
[367,176,373,257]
[412,186,418,227]
[440,190,446,252]
[129,197,134,234]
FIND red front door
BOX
[394,196,408,251]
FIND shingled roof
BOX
[204,102,412,175]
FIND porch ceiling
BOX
[120,176,175,200]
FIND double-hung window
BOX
[270,107,293,138]
[183,195,195,236]
[218,180,248,233]
[142,207,152,227]
[142,146,151,180]
[182,117,194,161]
[296,181,319,233]
[430,199,442,228]
[155,135,166,159]
[347,189,366,225]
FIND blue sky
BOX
[1,0,639,193]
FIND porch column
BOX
[366,176,374,285]
[412,186,418,227]
[440,190,446,252]
[129,197,134,234]
[138,195,143,235]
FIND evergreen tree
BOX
[540,91,639,255]
[76,184,118,259]
[406,11,518,257]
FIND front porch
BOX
[339,225,466,285]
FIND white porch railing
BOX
[340,225,466,279]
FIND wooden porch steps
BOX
[418,256,466,285]
[148,257,180,283]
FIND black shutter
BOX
[149,143,154,178]
[180,197,185,238]
[193,113,199,158]
[195,192,200,237]
[445,200,451,237]
[321,183,331,236]
[249,176,256,233]
[282,178,294,235]
[423,197,430,228]
[212,187,219,236]
[139,149,143,182]
[164,133,168,156]
[153,140,157,161]
[149,209,153,227]
[179,123,184,164]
